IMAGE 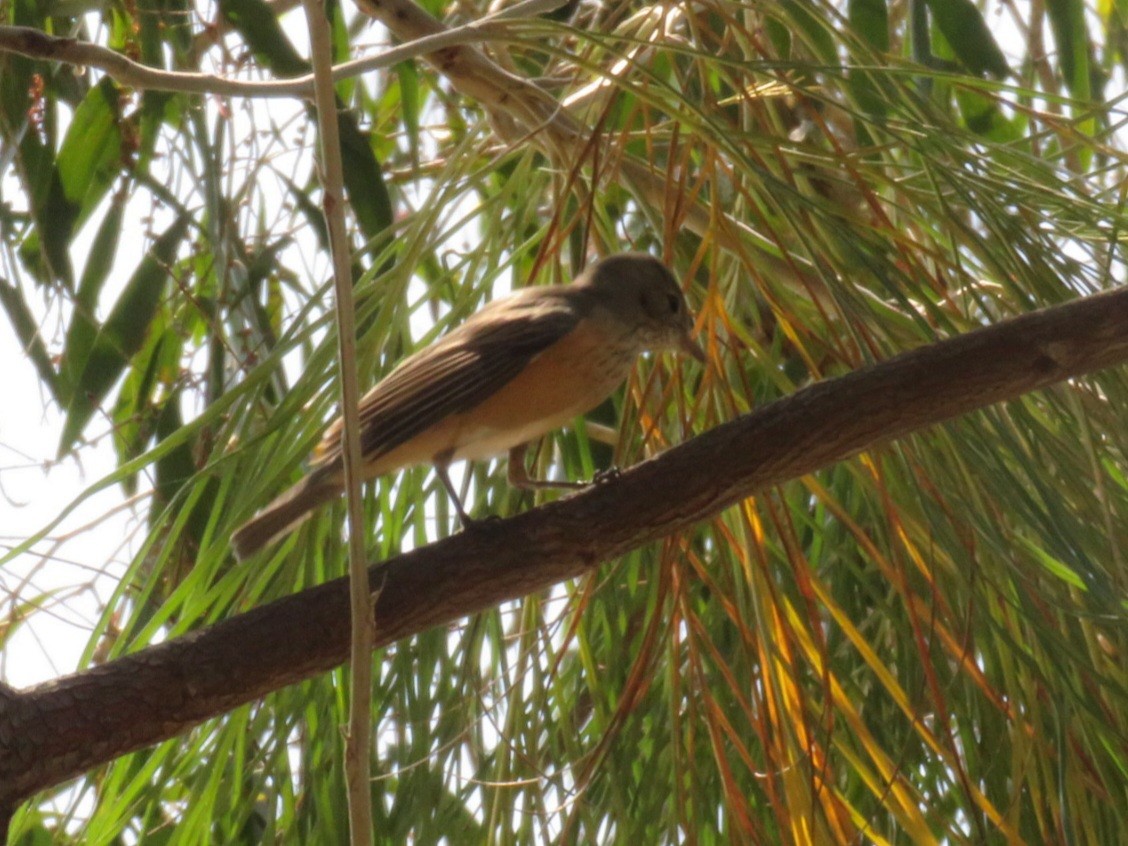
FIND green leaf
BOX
[8,804,57,846]
[136,93,171,168]
[925,0,1010,78]
[955,87,1024,142]
[111,319,182,495]
[1046,0,1091,100]
[220,0,393,254]
[17,78,124,288]
[849,0,890,52]
[60,198,125,400]
[337,111,394,255]
[137,0,193,60]
[220,0,308,76]
[1045,0,1094,165]
[153,390,199,520]
[134,0,188,168]
[16,136,74,288]
[56,77,124,233]
[778,1,838,64]
[1021,538,1087,590]
[0,276,60,401]
[847,0,890,118]
[59,214,190,455]
[763,15,792,58]
[0,0,46,125]
[281,174,329,252]
[397,61,421,171]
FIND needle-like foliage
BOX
[2,0,1127,842]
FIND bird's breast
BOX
[440,318,640,462]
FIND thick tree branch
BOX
[3,285,1128,807]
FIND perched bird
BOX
[231,252,704,559]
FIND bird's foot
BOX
[592,466,621,485]
[460,511,501,531]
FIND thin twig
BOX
[352,0,803,283]
[0,0,567,99]
[299,0,375,842]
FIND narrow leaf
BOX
[337,111,394,254]
[397,61,421,170]
[0,277,60,400]
[1046,0,1092,101]
[925,0,1010,78]
[849,0,890,52]
[61,199,126,400]
[56,77,124,232]
[219,0,308,76]
[59,214,190,455]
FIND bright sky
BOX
[0,316,139,687]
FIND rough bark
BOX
[4,285,1128,808]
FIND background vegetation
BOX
[2,0,1127,842]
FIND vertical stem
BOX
[299,1,376,843]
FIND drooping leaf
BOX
[281,174,329,252]
[59,214,190,455]
[61,198,126,400]
[111,317,182,495]
[15,136,74,288]
[134,0,188,169]
[778,0,838,65]
[397,61,422,171]
[219,0,308,76]
[849,0,890,52]
[137,0,193,60]
[1045,0,1095,165]
[1046,0,1092,100]
[152,388,211,546]
[847,0,891,119]
[55,77,125,235]
[16,77,124,289]
[0,277,60,400]
[336,111,395,257]
[925,0,1010,78]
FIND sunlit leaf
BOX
[849,0,890,51]
[6,1,1128,843]
[60,198,126,401]
[56,77,124,234]
[925,0,1010,78]
[59,214,190,455]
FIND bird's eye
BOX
[667,293,681,313]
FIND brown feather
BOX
[231,470,342,560]
[231,252,703,558]
[313,288,584,469]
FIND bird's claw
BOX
[461,512,501,530]
[592,466,621,485]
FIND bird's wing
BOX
[313,293,581,466]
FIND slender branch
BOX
[4,283,1128,807]
[0,0,800,281]
[299,0,375,840]
[351,0,807,295]
[0,0,566,98]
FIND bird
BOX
[231,252,704,559]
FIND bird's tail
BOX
[232,473,342,560]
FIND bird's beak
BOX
[679,331,706,362]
